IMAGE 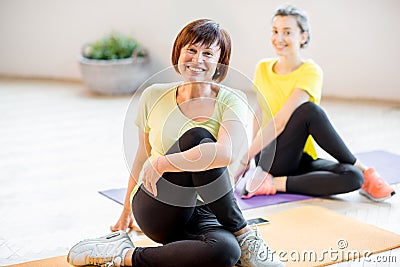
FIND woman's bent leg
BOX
[256,102,362,196]
[131,228,240,267]
[158,127,247,232]
[286,156,363,196]
[132,187,194,244]
[192,167,247,232]
[258,102,357,175]
[132,189,240,267]
[131,127,244,266]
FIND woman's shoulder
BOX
[143,82,180,93]
[219,85,248,104]
[256,58,277,68]
[140,82,180,100]
[301,59,323,75]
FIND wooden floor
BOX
[0,77,399,266]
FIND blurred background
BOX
[1,0,399,101]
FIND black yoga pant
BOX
[256,102,364,196]
[131,127,246,267]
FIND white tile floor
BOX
[0,77,399,266]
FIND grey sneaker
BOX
[237,228,285,267]
[67,230,134,267]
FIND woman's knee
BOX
[168,127,215,153]
[296,101,324,117]
[292,101,332,127]
[206,233,241,267]
[182,127,215,143]
[346,166,364,190]
[337,164,363,191]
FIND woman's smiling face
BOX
[271,15,308,57]
[177,42,221,83]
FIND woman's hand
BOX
[110,209,141,233]
[142,157,163,197]
[234,159,250,184]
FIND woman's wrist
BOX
[122,205,132,214]
[155,156,166,174]
[240,154,250,165]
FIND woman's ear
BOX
[212,64,221,81]
[300,31,309,47]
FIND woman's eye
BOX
[284,31,291,36]
[272,30,278,34]
[204,52,213,57]
[188,48,196,53]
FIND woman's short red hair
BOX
[171,19,231,83]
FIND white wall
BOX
[0,0,399,101]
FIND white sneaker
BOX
[237,227,285,267]
[67,230,134,267]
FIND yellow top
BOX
[253,58,323,158]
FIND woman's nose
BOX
[192,52,203,62]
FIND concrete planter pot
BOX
[78,54,150,95]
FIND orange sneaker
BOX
[359,167,395,202]
[241,166,277,199]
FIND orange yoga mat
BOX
[6,206,400,267]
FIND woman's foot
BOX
[236,227,285,267]
[359,167,395,202]
[241,166,277,199]
[67,230,134,266]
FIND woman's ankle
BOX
[233,225,252,236]
[123,248,135,266]
[274,176,287,192]
[354,159,368,172]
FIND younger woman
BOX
[235,5,395,202]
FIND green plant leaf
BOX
[83,32,143,60]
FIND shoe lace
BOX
[88,258,119,267]
[103,262,117,267]
[239,227,270,262]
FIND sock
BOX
[121,248,130,266]
[235,228,255,243]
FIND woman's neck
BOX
[274,55,304,75]
[177,82,218,101]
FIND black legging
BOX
[131,127,246,267]
[256,102,364,196]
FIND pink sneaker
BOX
[359,167,395,202]
[241,166,277,199]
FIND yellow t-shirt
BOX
[253,58,323,158]
[132,82,248,197]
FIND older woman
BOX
[67,19,284,267]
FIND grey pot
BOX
[78,54,150,95]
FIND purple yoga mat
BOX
[98,184,312,210]
[99,188,126,205]
[98,186,312,210]
[98,166,313,210]
[99,150,400,210]
[233,168,312,210]
[235,168,312,210]
[355,150,400,185]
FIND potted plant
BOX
[78,32,150,95]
